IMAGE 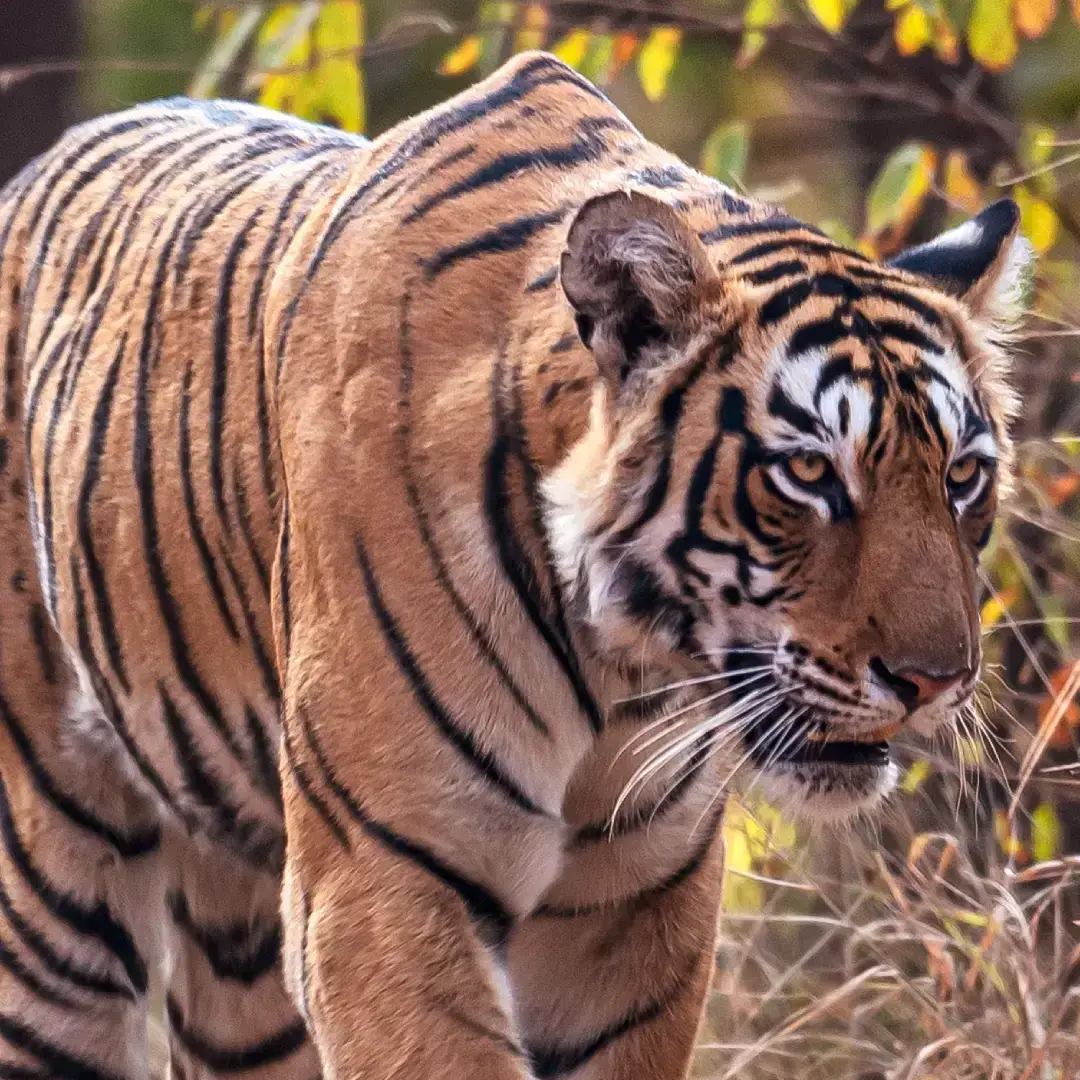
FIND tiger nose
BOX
[870,659,971,709]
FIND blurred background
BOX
[2,1,1079,1076]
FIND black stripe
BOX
[70,555,178,813]
[246,155,342,338]
[0,1012,126,1080]
[232,463,271,599]
[405,119,626,225]
[0,870,132,999]
[245,706,282,808]
[788,316,852,356]
[0,769,147,995]
[219,545,279,711]
[159,688,278,868]
[278,495,291,653]
[167,891,281,985]
[167,995,307,1073]
[572,735,710,846]
[873,319,942,354]
[354,532,546,816]
[758,278,815,327]
[485,347,603,734]
[397,291,550,738]
[813,353,855,408]
[294,706,515,946]
[170,134,307,287]
[0,687,159,858]
[699,215,817,245]
[0,932,79,1009]
[525,268,558,292]
[208,206,264,542]
[179,362,240,640]
[279,722,349,849]
[303,54,604,283]
[767,386,820,435]
[26,605,56,687]
[132,220,245,764]
[424,206,569,281]
[742,259,806,285]
[611,370,699,546]
[527,968,694,1078]
[730,237,870,268]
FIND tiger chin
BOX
[0,48,1031,1080]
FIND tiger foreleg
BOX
[280,805,538,1080]
[508,824,725,1080]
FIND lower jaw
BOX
[750,747,899,820]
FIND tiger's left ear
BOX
[560,190,720,388]
[888,199,1033,332]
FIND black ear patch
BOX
[887,199,1020,299]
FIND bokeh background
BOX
[2,1,1080,1076]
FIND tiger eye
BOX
[947,456,979,487]
[788,452,829,485]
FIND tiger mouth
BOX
[745,712,901,770]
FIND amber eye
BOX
[786,451,831,487]
[947,456,980,491]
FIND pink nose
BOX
[871,658,971,710]
[897,669,967,708]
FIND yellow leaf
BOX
[1016,185,1059,253]
[312,1,365,132]
[636,27,682,102]
[552,29,591,70]
[885,0,908,10]
[737,0,780,67]
[981,583,1021,629]
[901,758,932,794]
[994,809,1027,861]
[1014,0,1057,37]
[514,5,549,53]
[866,142,936,237]
[1031,802,1061,862]
[439,35,483,76]
[931,13,961,61]
[968,0,1018,70]
[1074,0,1080,23]
[807,0,853,32]
[895,4,932,54]
[944,151,983,213]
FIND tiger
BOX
[0,48,1028,1080]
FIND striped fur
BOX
[0,52,1026,1079]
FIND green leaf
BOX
[636,27,682,102]
[191,3,263,99]
[866,142,935,235]
[701,121,749,186]
[581,33,616,84]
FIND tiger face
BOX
[546,191,1030,819]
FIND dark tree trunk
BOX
[0,0,82,185]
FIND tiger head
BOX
[545,190,1030,820]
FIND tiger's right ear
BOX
[560,190,719,388]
